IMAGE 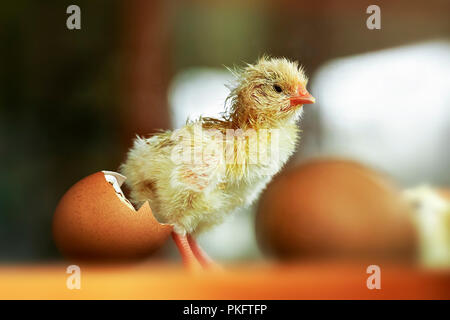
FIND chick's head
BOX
[228,56,315,128]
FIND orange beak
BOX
[290,86,315,107]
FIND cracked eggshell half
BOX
[53,171,172,261]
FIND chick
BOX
[120,56,315,269]
[404,186,450,267]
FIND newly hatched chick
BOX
[120,56,315,269]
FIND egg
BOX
[53,171,172,261]
[256,159,418,262]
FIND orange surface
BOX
[0,262,448,300]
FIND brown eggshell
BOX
[53,172,172,261]
[256,159,418,262]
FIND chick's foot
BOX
[171,232,202,272]
[171,232,221,272]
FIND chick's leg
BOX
[187,235,221,270]
[171,232,201,272]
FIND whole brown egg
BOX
[256,159,418,262]
[53,171,172,261]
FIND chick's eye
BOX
[273,84,283,93]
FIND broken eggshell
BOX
[53,171,172,261]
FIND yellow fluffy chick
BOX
[120,56,315,269]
